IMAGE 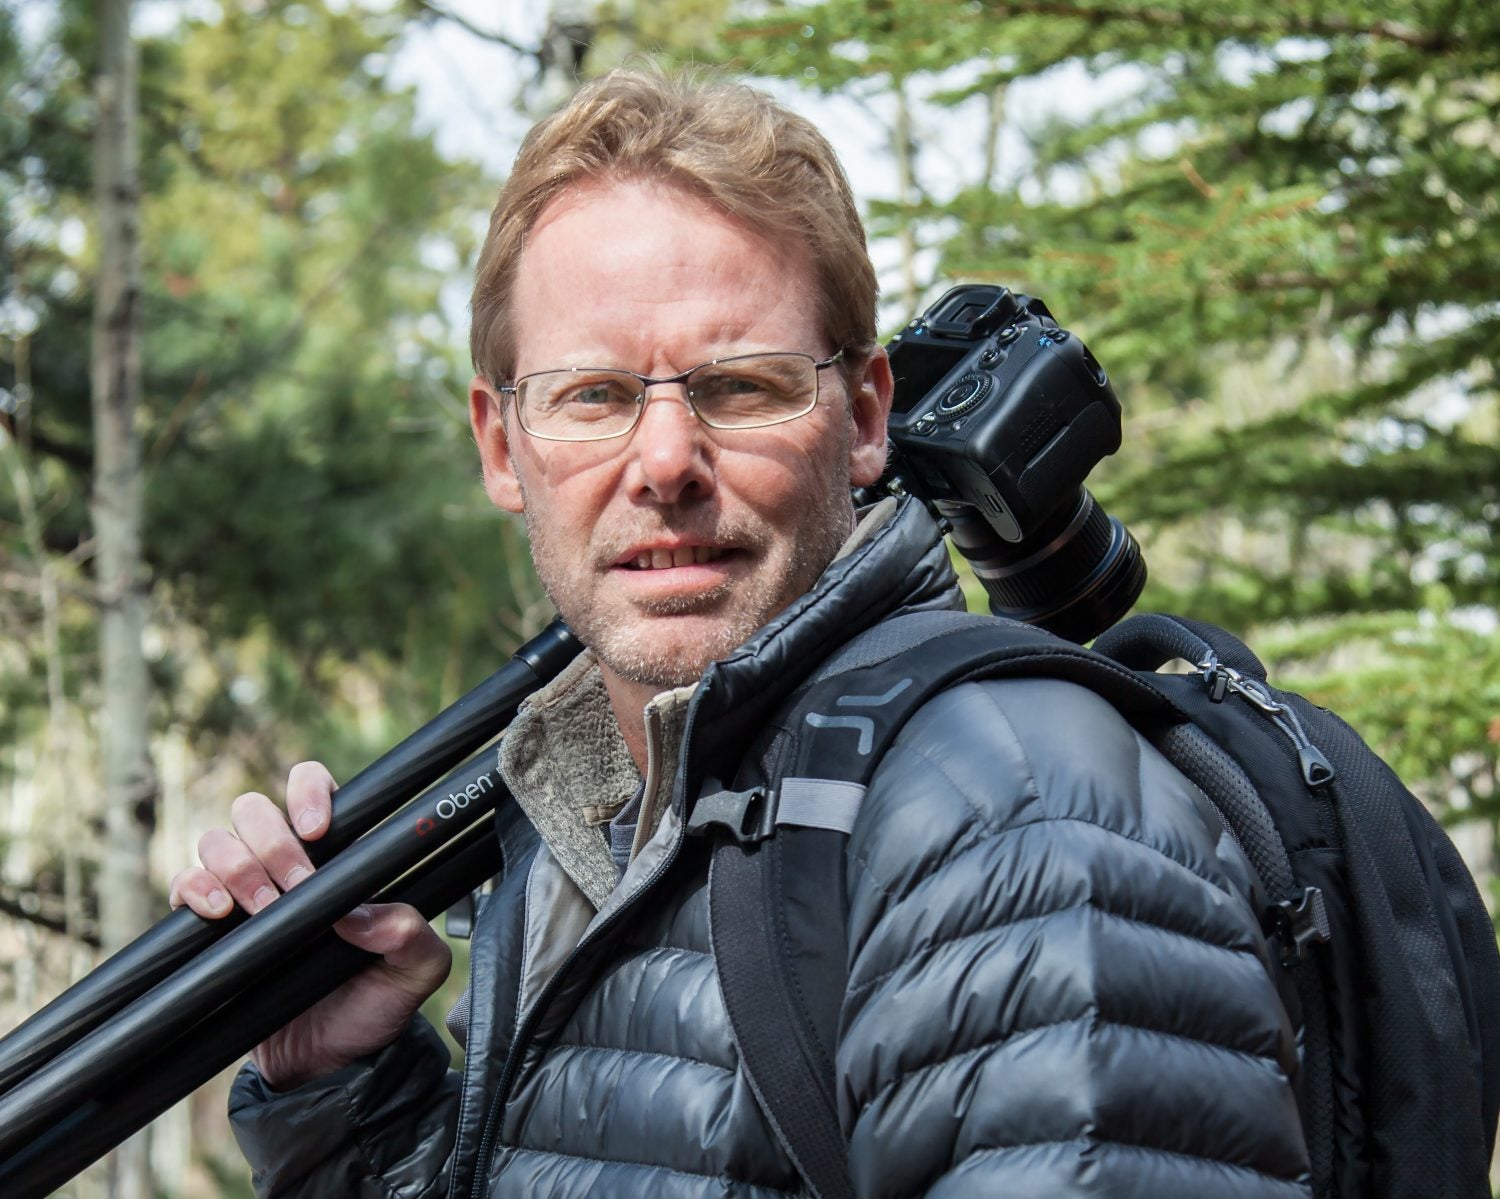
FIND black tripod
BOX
[0,620,580,1198]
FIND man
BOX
[171,69,1312,1197]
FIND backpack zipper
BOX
[1194,653,1337,965]
[1196,655,1336,789]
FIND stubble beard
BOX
[516,470,855,691]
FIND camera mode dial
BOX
[935,371,993,420]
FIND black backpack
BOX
[687,610,1500,1199]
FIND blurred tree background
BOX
[719,0,1500,818]
[1,0,1495,1194]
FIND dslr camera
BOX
[881,284,1146,644]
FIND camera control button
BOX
[936,372,993,420]
[911,414,939,436]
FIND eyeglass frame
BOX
[495,349,847,443]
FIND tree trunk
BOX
[892,80,918,320]
[91,1,158,1195]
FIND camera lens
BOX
[940,489,1146,643]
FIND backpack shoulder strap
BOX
[697,612,1174,1199]
[695,612,1174,845]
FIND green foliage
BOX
[717,0,1500,821]
[589,0,736,70]
[2,0,540,781]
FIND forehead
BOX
[511,177,822,372]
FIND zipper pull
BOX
[1248,682,1336,787]
[1297,743,1336,789]
[1197,663,1338,790]
[1197,654,1230,703]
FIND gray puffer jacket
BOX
[230,497,1312,1198]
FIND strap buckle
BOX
[444,889,480,940]
[686,782,777,844]
[1267,886,1332,966]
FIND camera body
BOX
[883,284,1146,643]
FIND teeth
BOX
[629,546,724,569]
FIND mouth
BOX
[617,545,732,571]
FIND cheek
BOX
[721,459,807,523]
[720,420,847,511]
[519,445,616,518]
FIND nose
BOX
[624,383,716,506]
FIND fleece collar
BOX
[498,650,638,908]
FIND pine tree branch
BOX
[1241,272,1337,291]
[404,0,540,59]
[975,1,1455,53]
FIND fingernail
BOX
[347,904,372,927]
[296,809,322,836]
[207,888,230,915]
[251,885,277,912]
[285,865,310,888]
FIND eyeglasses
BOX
[499,350,845,442]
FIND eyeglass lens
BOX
[517,353,820,440]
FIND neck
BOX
[598,666,665,775]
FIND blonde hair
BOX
[470,67,877,383]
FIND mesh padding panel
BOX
[1156,722,1293,896]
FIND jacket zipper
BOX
[1196,655,1336,789]
[632,700,668,855]
[466,703,700,1196]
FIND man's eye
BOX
[697,372,774,399]
[561,380,633,407]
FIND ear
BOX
[469,375,524,513]
[847,346,893,488]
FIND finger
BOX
[230,790,316,895]
[334,903,452,986]
[286,761,337,842]
[168,866,234,918]
[197,823,280,914]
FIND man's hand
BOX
[168,761,453,1090]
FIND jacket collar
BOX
[498,494,964,902]
[680,494,965,806]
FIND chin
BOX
[594,613,761,690]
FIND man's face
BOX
[469,177,891,692]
